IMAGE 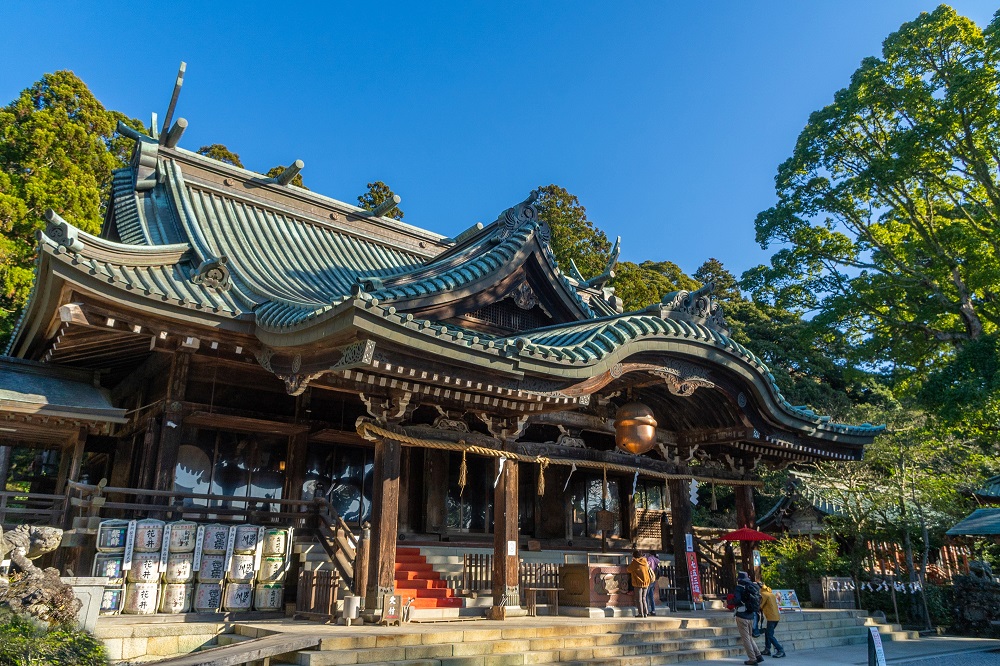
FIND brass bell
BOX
[614,402,658,455]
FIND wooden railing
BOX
[295,569,341,621]
[0,491,66,529]
[315,506,359,589]
[63,479,324,527]
[462,554,562,602]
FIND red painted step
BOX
[393,546,464,610]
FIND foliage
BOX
[759,536,849,601]
[693,257,741,302]
[534,184,610,280]
[0,71,143,344]
[357,181,402,220]
[859,582,954,628]
[920,333,1000,436]
[746,5,1000,405]
[0,609,107,666]
[612,260,699,312]
[196,144,244,168]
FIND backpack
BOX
[740,582,762,614]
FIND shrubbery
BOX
[758,536,849,602]
[0,610,107,665]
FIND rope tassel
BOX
[537,458,549,496]
[458,448,468,496]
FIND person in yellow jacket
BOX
[627,550,654,617]
[759,584,786,658]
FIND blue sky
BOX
[2,2,997,279]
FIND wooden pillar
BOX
[365,436,402,610]
[735,484,756,574]
[0,444,12,491]
[67,427,88,486]
[490,455,519,619]
[668,479,693,599]
[154,352,189,492]
[284,431,309,503]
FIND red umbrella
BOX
[720,527,776,542]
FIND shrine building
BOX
[0,113,881,618]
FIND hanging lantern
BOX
[613,402,657,455]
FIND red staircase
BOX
[394,547,463,609]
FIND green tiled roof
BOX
[0,357,126,423]
[947,508,1000,536]
[973,475,1000,501]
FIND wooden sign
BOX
[382,594,403,626]
[596,510,616,531]
[773,589,801,612]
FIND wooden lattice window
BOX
[465,300,550,332]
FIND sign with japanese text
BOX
[685,551,703,603]
[773,589,802,612]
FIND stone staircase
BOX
[232,610,918,666]
[395,547,463,610]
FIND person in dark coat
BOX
[732,571,763,664]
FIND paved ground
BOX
[675,635,1000,665]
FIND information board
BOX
[382,594,403,625]
[773,589,802,612]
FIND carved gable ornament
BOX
[659,282,729,333]
[191,256,232,292]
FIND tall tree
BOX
[357,181,403,220]
[0,71,143,343]
[747,6,1000,383]
[693,257,741,302]
[197,144,244,168]
[534,184,610,279]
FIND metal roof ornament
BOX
[191,256,232,292]
[658,282,729,333]
[43,210,84,253]
[492,191,540,245]
[266,160,305,186]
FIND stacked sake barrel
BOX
[94,519,129,614]
[94,519,290,615]
[123,519,166,615]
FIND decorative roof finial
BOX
[43,210,84,253]
[159,62,187,144]
[372,194,402,217]
[268,160,305,186]
[162,118,188,149]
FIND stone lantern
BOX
[614,402,657,455]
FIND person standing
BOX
[627,550,654,617]
[645,551,661,615]
[760,584,786,658]
[732,571,764,664]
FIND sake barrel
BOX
[201,524,230,554]
[159,583,193,613]
[223,583,253,611]
[93,553,125,586]
[227,553,256,582]
[96,520,129,552]
[232,524,260,554]
[198,553,227,583]
[257,556,286,583]
[254,583,283,611]
[164,551,194,583]
[127,551,161,583]
[193,583,223,612]
[168,520,198,552]
[261,528,288,556]
[133,519,165,552]
[100,586,124,614]
[123,583,159,614]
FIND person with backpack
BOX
[760,584,786,658]
[627,550,654,617]
[732,570,764,664]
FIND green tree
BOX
[0,71,143,343]
[535,184,610,280]
[357,181,403,220]
[693,257,741,302]
[612,260,699,312]
[747,6,1000,385]
[197,143,244,168]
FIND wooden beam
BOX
[735,485,756,574]
[668,479,693,601]
[111,352,173,404]
[365,436,401,611]
[490,455,520,620]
